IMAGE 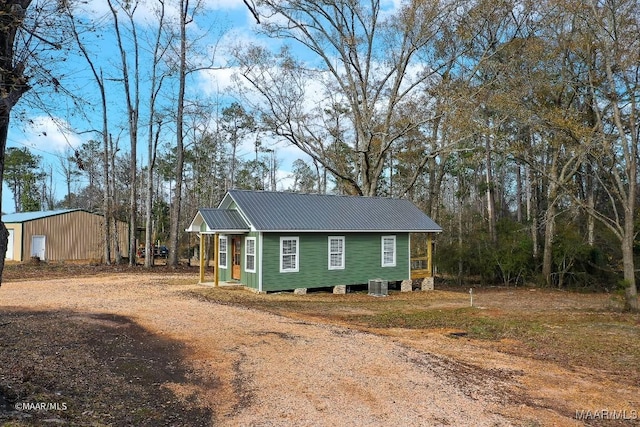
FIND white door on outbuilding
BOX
[31,235,46,260]
[5,229,14,260]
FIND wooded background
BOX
[1,0,637,307]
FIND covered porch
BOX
[185,209,251,286]
[410,233,436,289]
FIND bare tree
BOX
[0,2,32,281]
[220,102,255,189]
[234,0,461,196]
[0,1,70,282]
[107,0,141,266]
[64,3,115,264]
[167,0,191,267]
[578,0,639,309]
[144,1,170,268]
[166,0,224,266]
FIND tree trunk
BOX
[144,3,165,269]
[621,160,637,310]
[622,222,638,310]
[109,134,122,264]
[168,0,189,267]
[145,145,155,268]
[542,152,559,287]
[0,2,33,284]
[516,163,522,223]
[457,175,464,285]
[101,73,111,265]
[584,163,595,246]
[485,134,497,243]
[0,120,10,284]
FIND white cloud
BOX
[196,67,237,98]
[22,116,84,154]
[275,168,294,191]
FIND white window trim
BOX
[280,236,299,273]
[328,236,345,270]
[245,237,256,273]
[381,235,396,267]
[218,235,228,269]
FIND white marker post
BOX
[469,288,473,307]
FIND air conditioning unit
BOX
[368,278,388,297]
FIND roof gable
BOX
[196,208,250,232]
[220,190,442,232]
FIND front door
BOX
[232,236,241,280]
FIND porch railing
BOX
[411,257,432,279]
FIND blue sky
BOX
[3,0,403,213]
[4,0,261,213]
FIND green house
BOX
[186,190,442,293]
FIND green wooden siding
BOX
[261,232,409,291]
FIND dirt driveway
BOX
[0,273,635,426]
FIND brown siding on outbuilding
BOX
[20,211,128,262]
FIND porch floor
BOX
[198,281,244,289]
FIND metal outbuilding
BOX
[3,209,129,263]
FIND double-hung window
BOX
[245,237,256,273]
[218,236,228,268]
[280,237,299,273]
[328,236,345,270]
[381,235,396,267]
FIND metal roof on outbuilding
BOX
[220,190,442,232]
[2,209,84,223]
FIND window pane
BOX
[282,254,295,270]
[330,253,341,267]
[282,239,296,254]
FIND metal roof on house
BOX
[198,208,251,232]
[2,209,84,223]
[220,190,442,232]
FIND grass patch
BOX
[348,307,544,339]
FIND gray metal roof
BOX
[2,209,83,223]
[221,190,442,232]
[198,208,250,232]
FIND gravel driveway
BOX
[1,273,584,426]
